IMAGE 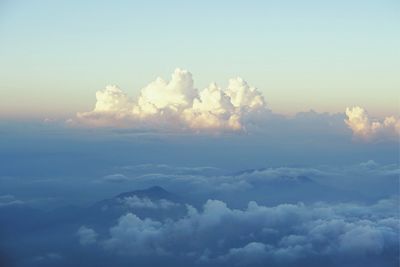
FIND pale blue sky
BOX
[0,0,399,118]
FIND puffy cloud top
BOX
[94,85,132,114]
[225,78,264,110]
[345,106,400,140]
[100,198,399,266]
[76,69,266,131]
[134,69,196,115]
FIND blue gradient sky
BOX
[0,0,399,118]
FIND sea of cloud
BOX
[93,197,398,267]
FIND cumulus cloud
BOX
[104,213,165,255]
[101,198,399,266]
[345,106,400,140]
[77,226,98,245]
[72,71,400,140]
[75,69,267,131]
[94,85,132,114]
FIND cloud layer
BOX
[2,160,398,267]
[98,198,398,266]
[76,69,266,131]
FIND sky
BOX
[0,1,399,267]
[1,0,399,118]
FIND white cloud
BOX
[94,85,132,113]
[114,163,399,205]
[225,78,265,110]
[338,225,385,255]
[220,242,269,265]
[73,70,399,139]
[101,174,129,183]
[359,160,379,169]
[345,106,400,140]
[182,82,241,130]
[104,213,165,255]
[75,68,266,131]
[119,196,179,210]
[134,68,196,115]
[77,226,98,245]
[102,198,399,264]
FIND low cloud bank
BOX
[102,162,399,204]
[95,198,398,266]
